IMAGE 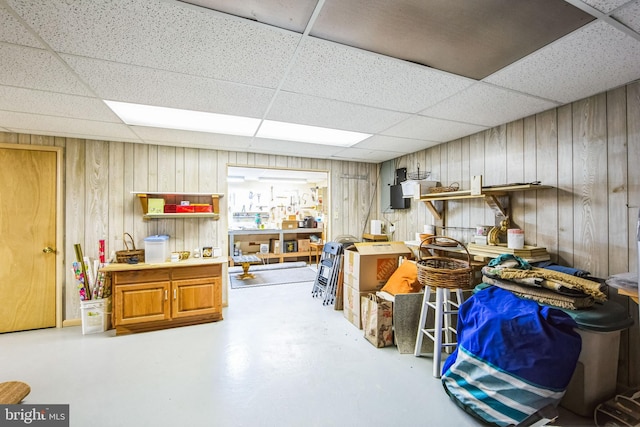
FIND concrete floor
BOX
[1,275,596,427]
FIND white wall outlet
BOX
[389,223,396,233]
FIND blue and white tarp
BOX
[442,286,581,426]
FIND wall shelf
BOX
[419,183,552,220]
[133,192,224,220]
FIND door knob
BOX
[42,247,55,254]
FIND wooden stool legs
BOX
[414,286,465,378]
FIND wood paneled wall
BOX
[0,80,637,387]
[383,81,640,388]
[0,133,378,321]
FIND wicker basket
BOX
[115,233,145,263]
[417,236,471,289]
[427,182,460,194]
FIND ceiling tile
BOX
[577,0,631,13]
[382,115,488,142]
[282,37,474,113]
[354,134,441,153]
[7,0,300,88]
[179,0,317,33]
[0,111,141,142]
[0,85,120,122]
[62,55,275,118]
[0,5,43,47]
[420,83,559,127]
[0,44,91,96]
[484,20,640,103]
[311,0,593,80]
[266,91,410,133]
[612,0,640,32]
[132,126,254,151]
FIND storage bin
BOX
[80,299,107,335]
[558,299,634,417]
[144,235,170,263]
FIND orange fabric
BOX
[380,260,421,295]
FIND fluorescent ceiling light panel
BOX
[258,177,307,183]
[256,120,372,146]
[105,100,260,136]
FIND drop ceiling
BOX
[0,0,639,163]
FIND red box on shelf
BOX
[176,205,195,213]
[164,204,177,213]
[193,204,213,213]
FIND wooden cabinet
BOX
[105,261,223,335]
[132,191,224,220]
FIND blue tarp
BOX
[442,286,582,426]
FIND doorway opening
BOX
[226,165,329,233]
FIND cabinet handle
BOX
[165,290,168,300]
[173,289,177,299]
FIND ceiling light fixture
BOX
[104,100,260,136]
[258,177,308,184]
[104,100,371,147]
[256,120,371,146]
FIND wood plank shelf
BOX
[419,183,552,220]
[133,191,224,220]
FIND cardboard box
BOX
[239,240,269,254]
[343,242,413,292]
[147,198,165,214]
[297,238,310,252]
[343,283,369,329]
[164,204,177,213]
[283,240,298,253]
[176,205,195,213]
[270,239,280,254]
[281,220,298,229]
[192,204,212,212]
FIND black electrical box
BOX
[390,184,410,209]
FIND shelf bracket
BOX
[483,195,508,217]
[423,200,443,221]
[211,195,220,215]
[137,194,149,215]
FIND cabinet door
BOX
[171,277,221,319]
[114,281,171,325]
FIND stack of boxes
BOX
[342,242,412,329]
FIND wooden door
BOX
[0,145,59,332]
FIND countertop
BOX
[100,257,227,272]
[228,227,323,235]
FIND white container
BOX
[371,220,382,235]
[144,235,170,263]
[507,229,524,249]
[80,299,107,335]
